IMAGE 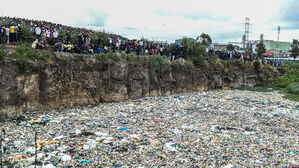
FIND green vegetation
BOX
[95,52,120,62]
[253,60,261,72]
[58,29,67,42]
[287,83,299,95]
[0,45,5,61]
[181,37,206,68]
[274,62,299,88]
[0,109,19,122]
[0,18,13,27]
[150,55,171,87]
[91,31,109,46]
[196,33,212,46]
[121,52,150,65]
[74,54,84,62]
[237,61,299,101]
[19,24,35,43]
[256,40,266,59]
[12,44,53,72]
[226,44,234,51]
[290,39,299,60]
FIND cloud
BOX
[124,27,139,31]
[212,31,243,43]
[153,8,227,21]
[76,8,108,27]
[279,0,299,30]
[182,13,228,21]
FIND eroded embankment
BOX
[0,49,278,116]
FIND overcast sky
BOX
[1,0,298,43]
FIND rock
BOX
[0,56,277,112]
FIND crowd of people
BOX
[0,16,285,67]
[261,59,284,72]
[0,21,20,44]
[207,49,254,61]
[0,16,187,60]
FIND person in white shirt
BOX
[5,27,10,44]
[53,30,58,44]
[46,29,51,44]
[35,27,41,39]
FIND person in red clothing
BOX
[149,49,153,55]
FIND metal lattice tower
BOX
[245,17,250,50]
[277,26,280,49]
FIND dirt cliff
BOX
[0,52,277,115]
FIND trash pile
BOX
[0,90,298,167]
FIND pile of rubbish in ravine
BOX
[0,90,298,167]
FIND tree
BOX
[19,24,34,43]
[0,18,13,27]
[226,44,234,51]
[196,33,212,46]
[290,39,299,60]
[58,29,67,42]
[91,31,109,46]
[256,40,266,59]
[181,37,206,67]
[70,30,79,45]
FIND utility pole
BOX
[245,17,250,52]
[276,26,280,57]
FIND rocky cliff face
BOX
[0,54,277,114]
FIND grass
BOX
[11,44,54,73]
[0,108,19,122]
[95,52,121,62]
[235,61,299,102]
[74,54,84,62]
[284,93,299,101]
[0,45,5,61]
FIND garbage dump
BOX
[0,90,298,167]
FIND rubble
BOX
[0,90,298,167]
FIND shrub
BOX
[181,37,207,68]
[91,31,109,46]
[228,59,244,68]
[15,53,29,73]
[107,52,120,61]
[74,54,84,62]
[58,29,67,42]
[20,24,35,43]
[286,83,299,95]
[0,18,13,27]
[95,52,121,62]
[13,44,53,72]
[191,55,206,68]
[96,53,108,61]
[0,46,5,61]
[253,60,261,72]
[122,53,137,64]
[274,67,299,88]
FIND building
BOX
[210,43,227,51]
[211,43,241,52]
[251,40,291,57]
